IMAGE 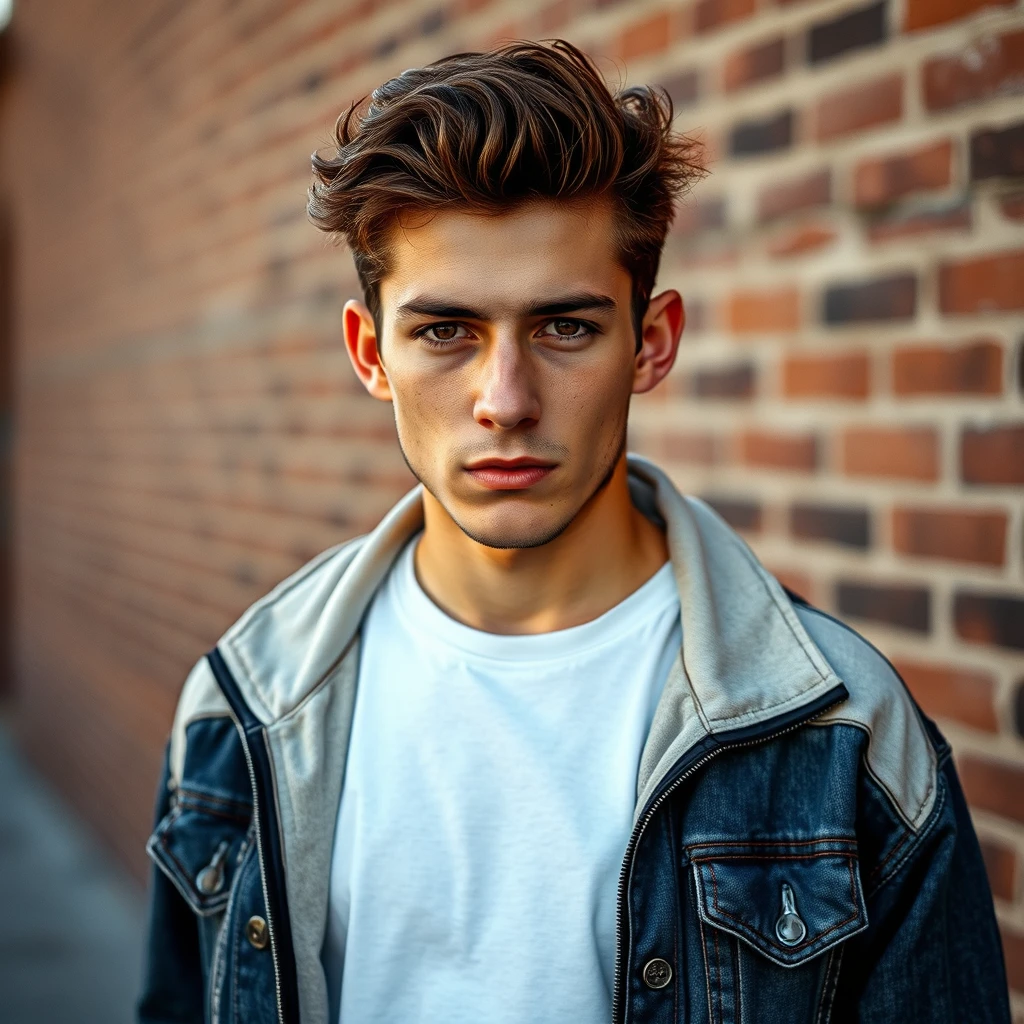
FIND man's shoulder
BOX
[785,594,943,836]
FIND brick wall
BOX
[1,0,1022,1007]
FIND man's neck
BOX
[413,456,670,635]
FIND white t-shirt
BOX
[323,534,682,1023]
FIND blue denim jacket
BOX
[137,456,1010,1024]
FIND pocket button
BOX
[246,915,269,950]
[642,958,673,990]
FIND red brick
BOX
[939,249,1024,314]
[960,754,1024,824]
[979,837,1017,901]
[537,0,572,31]
[769,566,814,602]
[725,286,801,333]
[739,429,818,471]
[893,506,1007,565]
[842,427,939,481]
[892,338,1003,396]
[783,351,870,399]
[955,591,1024,650]
[923,29,1024,111]
[619,10,672,60]
[892,657,998,732]
[961,424,1024,484]
[854,140,954,208]
[694,0,756,35]
[867,201,971,242]
[1001,192,1024,220]
[758,169,831,222]
[815,73,903,143]
[723,36,786,92]
[905,0,1014,33]
[766,223,837,258]
[1001,925,1024,995]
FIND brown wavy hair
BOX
[307,39,705,345]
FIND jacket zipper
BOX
[610,688,846,1024]
[229,707,286,1024]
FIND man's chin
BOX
[447,506,577,551]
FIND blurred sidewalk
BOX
[0,714,146,1024]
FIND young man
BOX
[138,40,1008,1024]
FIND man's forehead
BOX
[379,198,629,316]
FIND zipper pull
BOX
[197,839,231,895]
[775,882,807,946]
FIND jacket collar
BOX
[219,452,841,755]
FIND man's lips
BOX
[464,458,557,490]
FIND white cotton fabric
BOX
[323,533,682,1024]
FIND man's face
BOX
[372,199,643,550]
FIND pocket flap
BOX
[146,793,252,916]
[693,851,868,967]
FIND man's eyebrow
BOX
[393,292,619,322]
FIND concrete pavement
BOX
[0,718,146,1024]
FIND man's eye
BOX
[417,323,469,346]
[538,318,594,341]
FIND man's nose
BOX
[472,337,541,430]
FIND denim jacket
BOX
[137,455,1009,1024]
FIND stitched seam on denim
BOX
[713,924,723,1024]
[867,775,948,899]
[175,801,251,825]
[698,912,714,1024]
[177,787,252,815]
[694,852,856,862]
[706,859,861,955]
[816,944,843,1024]
[687,836,856,850]
[866,828,911,887]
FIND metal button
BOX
[775,882,807,946]
[246,915,269,950]
[196,840,230,896]
[642,958,673,990]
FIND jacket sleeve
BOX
[136,743,206,1024]
[837,737,1011,1022]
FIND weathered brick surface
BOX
[892,657,998,732]
[842,426,939,480]
[892,507,1007,565]
[980,837,1019,901]
[3,4,1023,998]
[892,339,1002,396]
[923,29,1024,111]
[814,73,903,142]
[853,140,953,209]
[783,351,870,399]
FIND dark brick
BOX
[980,838,1017,901]
[954,591,1024,650]
[808,1,887,65]
[701,495,762,531]
[691,362,756,399]
[1019,337,1024,394]
[729,110,794,158]
[660,68,700,108]
[836,581,930,633]
[823,274,916,324]
[1013,677,1024,738]
[791,504,871,548]
[866,198,972,243]
[419,7,446,34]
[971,121,1024,181]
[1002,925,1024,995]
[961,424,1024,484]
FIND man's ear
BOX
[632,289,684,395]
[343,299,392,402]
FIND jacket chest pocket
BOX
[147,791,279,1024]
[691,846,868,1024]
